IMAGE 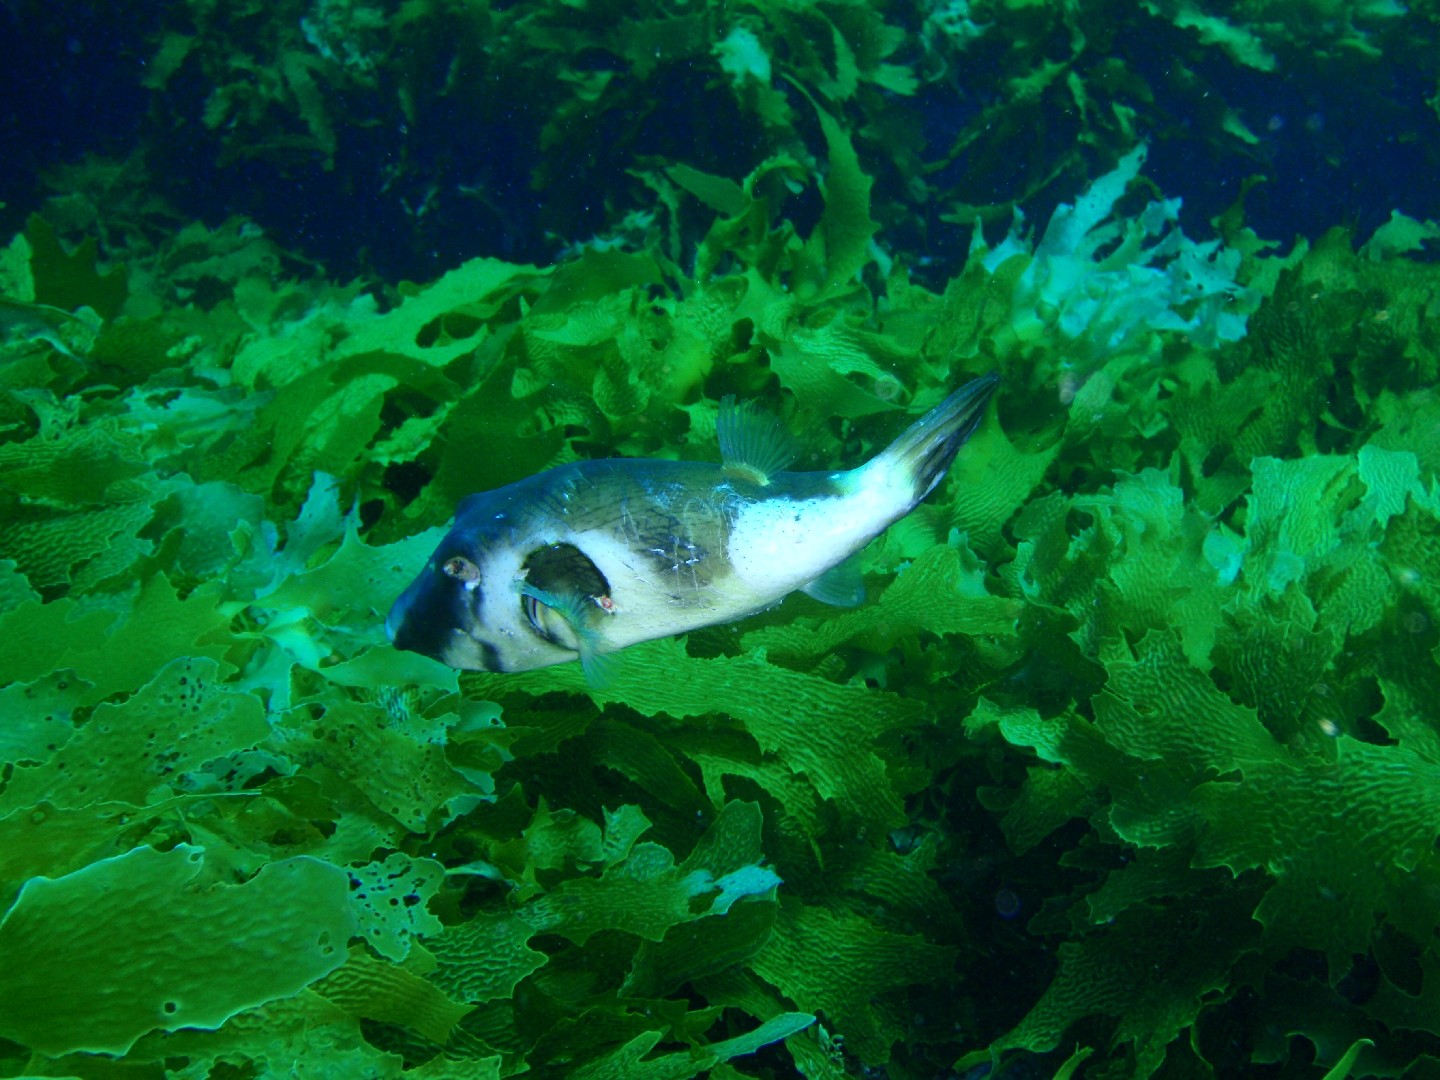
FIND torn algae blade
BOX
[0,295,100,358]
[0,655,267,815]
[346,851,445,963]
[518,800,780,946]
[0,844,354,1056]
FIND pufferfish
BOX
[388,373,999,682]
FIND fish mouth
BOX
[384,575,434,653]
[390,607,503,672]
[439,630,505,672]
[387,571,502,671]
[384,600,407,646]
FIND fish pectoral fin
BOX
[717,394,798,486]
[517,581,618,688]
[578,645,621,690]
[799,556,866,607]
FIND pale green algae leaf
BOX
[980,143,1257,363]
[0,656,267,814]
[1158,5,1276,71]
[1359,209,1440,261]
[1356,443,1430,528]
[705,1011,815,1061]
[0,844,354,1055]
[347,851,445,962]
[333,256,543,364]
[809,105,877,292]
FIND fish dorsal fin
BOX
[717,395,798,486]
[800,555,865,607]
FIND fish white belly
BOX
[725,460,912,597]
[566,526,751,648]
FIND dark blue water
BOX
[3,3,1435,283]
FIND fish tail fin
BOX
[865,373,1000,503]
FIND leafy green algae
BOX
[5,30,1440,1080]
[0,845,352,1056]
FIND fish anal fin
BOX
[800,556,865,607]
[717,395,798,486]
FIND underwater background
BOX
[3,0,1440,1076]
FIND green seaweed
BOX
[4,31,1440,1077]
[0,845,353,1056]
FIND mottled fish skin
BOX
[388,373,999,673]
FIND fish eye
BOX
[442,556,481,583]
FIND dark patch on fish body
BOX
[523,542,610,600]
[458,458,751,598]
